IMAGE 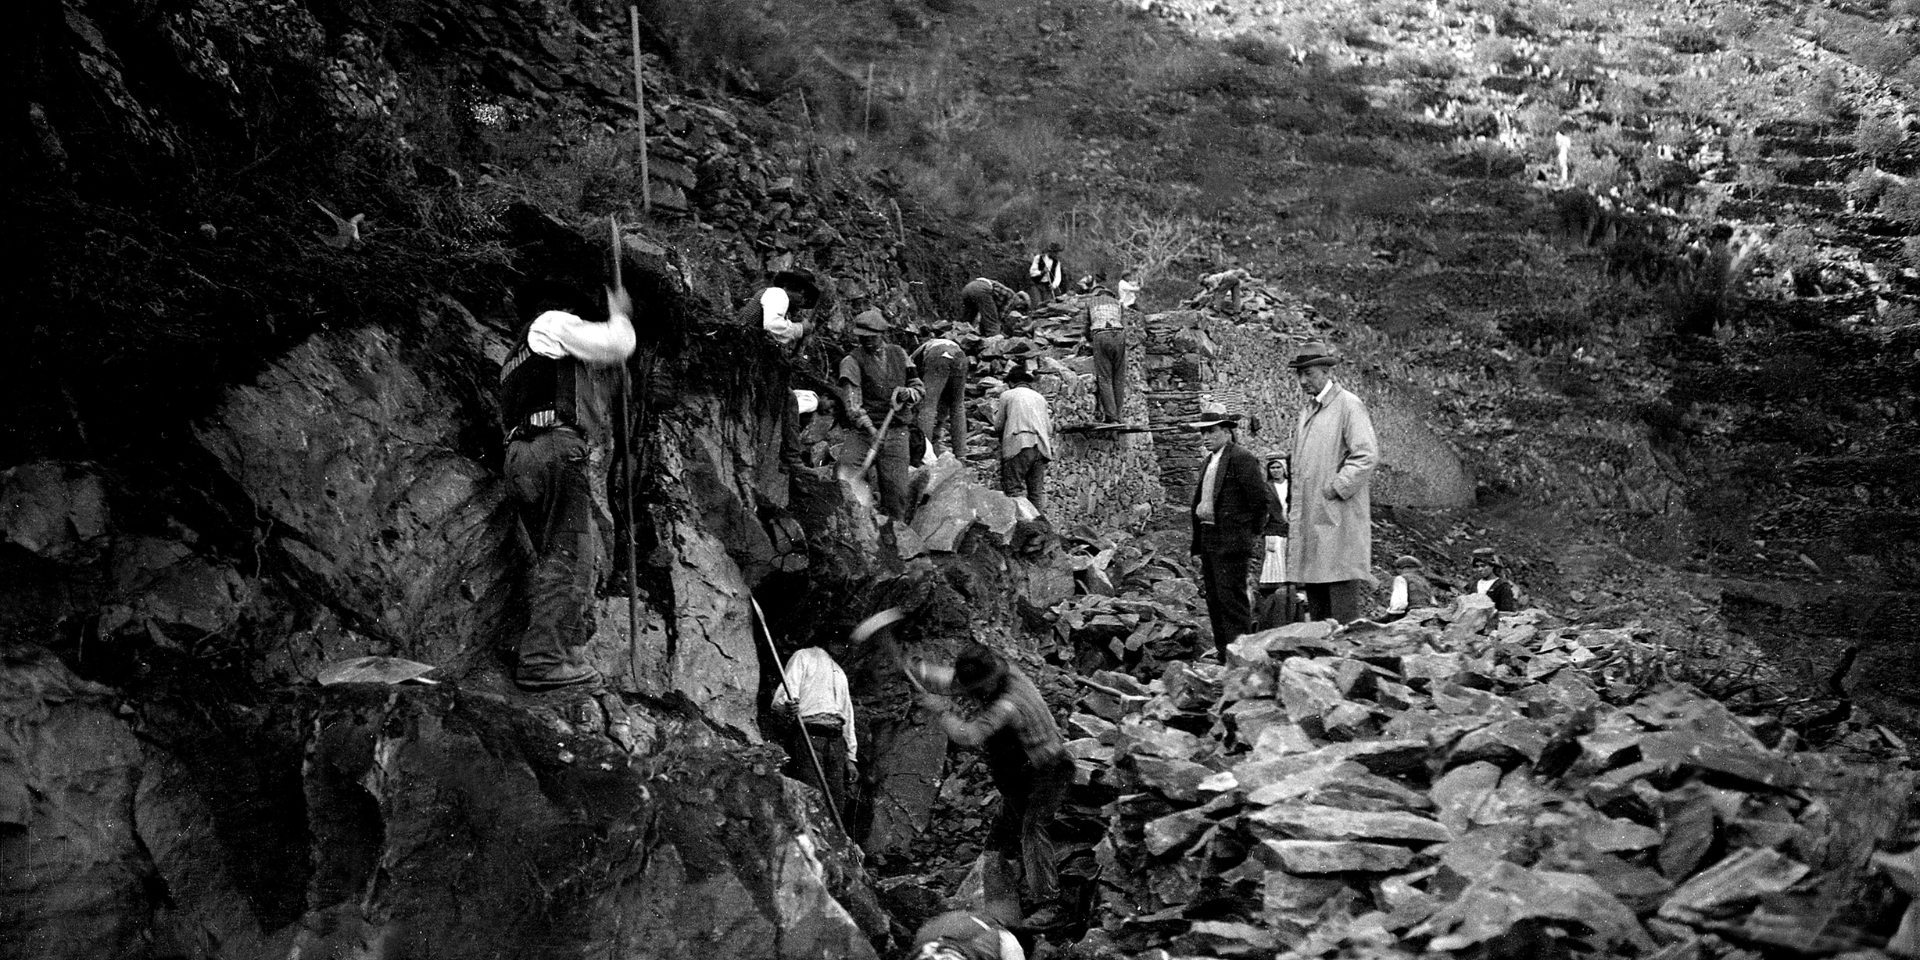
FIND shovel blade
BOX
[836,462,874,512]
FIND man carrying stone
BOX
[1286,341,1378,624]
[839,308,923,520]
[1188,402,1268,661]
[1078,274,1126,423]
[959,276,1028,337]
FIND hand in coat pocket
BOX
[1323,482,1341,500]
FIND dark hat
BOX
[1189,399,1241,430]
[1288,340,1341,369]
[953,644,1008,696]
[1470,547,1503,568]
[853,308,891,333]
[1394,555,1423,570]
[516,277,594,318]
[771,268,822,308]
[1005,362,1035,384]
[1046,240,1063,253]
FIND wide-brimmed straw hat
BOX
[1288,340,1341,369]
[1470,547,1504,569]
[1189,398,1241,430]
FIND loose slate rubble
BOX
[1067,596,1915,959]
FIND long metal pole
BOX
[749,594,850,840]
[630,6,651,214]
[611,217,640,660]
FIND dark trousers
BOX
[917,350,969,457]
[788,719,850,826]
[1089,329,1126,422]
[1304,580,1363,623]
[863,424,912,519]
[1200,548,1254,660]
[986,750,1072,908]
[960,284,1006,336]
[999,445,1048,510]
[504,429,602,686]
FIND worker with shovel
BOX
[838,309,922,520]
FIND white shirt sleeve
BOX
[527,309,636,366]
[761,287,800,341]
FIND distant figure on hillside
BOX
[1286,341,1378,624]
[1189,402,1268,660]
[740,268,822,346]
[1117,269,1142,311]
[839,309,923,519]
[1381,555,1438,622]
[1078,274,1127,423]
[1256,455,1298,629]
[771,644,858,828]
[1028,240,1065,304]
[1469,548,1520,612]
[910,324,970,459]
[959,276,1029,337]
[994,363,1053,511]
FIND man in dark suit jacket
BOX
[1188,405,1269,662]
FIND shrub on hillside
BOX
[1853,115,1908,161]
[1844,168,1892,209]
[1223,34,1289,67]
[1878,180,1920,229]
[1855,37,1918,78]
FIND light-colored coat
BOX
[1287,382,1378,584]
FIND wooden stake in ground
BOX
[863,62,874,139]
[629,5,651,214]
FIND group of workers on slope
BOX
[491,244,1521,959]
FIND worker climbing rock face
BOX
[740,267,821,346]
[994,363,1053,512]
[838,308,922,520]
[499,276,635,693]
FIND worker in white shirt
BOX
[771,645,858,824]
[739,268,822,346]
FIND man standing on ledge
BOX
[839,308,923,520]
[1189,401,1268,661]
[499,277,635,692]
[1286,341,1378,624]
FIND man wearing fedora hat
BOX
[1189,401,1269,660]
[740,267,822,346]
[839,308,923,519]
[1286,341,1378,624]
[1028,240,1065,304]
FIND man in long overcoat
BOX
[1189,403,1268,660]
[1286,341,1378,623]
